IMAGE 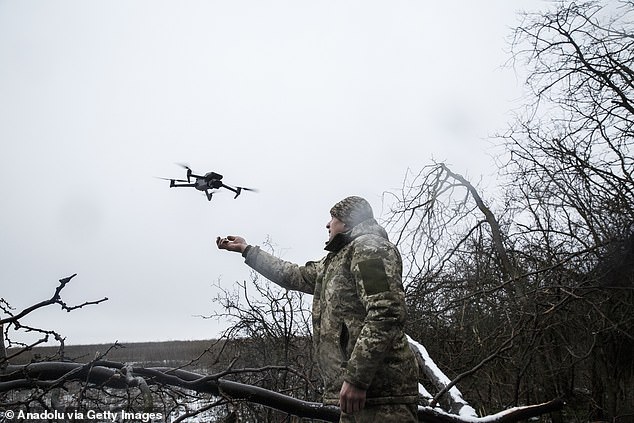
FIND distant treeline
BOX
[9,339,228,371]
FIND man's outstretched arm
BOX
[216,235,319,295]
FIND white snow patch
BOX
[408,335,478,418]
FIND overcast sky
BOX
[1,0,545,346]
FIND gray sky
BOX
[1,0,543,345]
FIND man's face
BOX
[326,215,348,242]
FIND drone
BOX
[159,164,257,201]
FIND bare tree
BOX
[204,269,319,421]
[503,2,634,420]
[383,2,633,422]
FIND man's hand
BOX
[339,381,367,414]
[216,235,248,254]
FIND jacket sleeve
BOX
[243,245,319,295]
[343,237,407,390]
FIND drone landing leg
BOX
[220,183,242,199]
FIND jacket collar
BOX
[324,231,352,252]
[323,217,388,252]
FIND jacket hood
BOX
[324,217,389,252]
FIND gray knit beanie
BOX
[330,196,374,228]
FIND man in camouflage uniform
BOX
[217,196,419,422]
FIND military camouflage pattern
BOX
[243,217,419,411]
[341,403,418,423]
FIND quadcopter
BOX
[159,165,257,201]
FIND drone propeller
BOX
[155,177,188,183]
[226,185,258,199]
[176,163,193,182]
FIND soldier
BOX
[216,196,419,422]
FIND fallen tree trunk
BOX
[1,361,564,423]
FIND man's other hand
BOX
[339,380,367,414]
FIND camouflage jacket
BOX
[243,218,419,405]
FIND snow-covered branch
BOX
[408,335,478,418]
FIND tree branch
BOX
[0,361,564,423]
[0,274,108,326]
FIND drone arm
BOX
[170,182,197,188]
[219,183,241,199]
